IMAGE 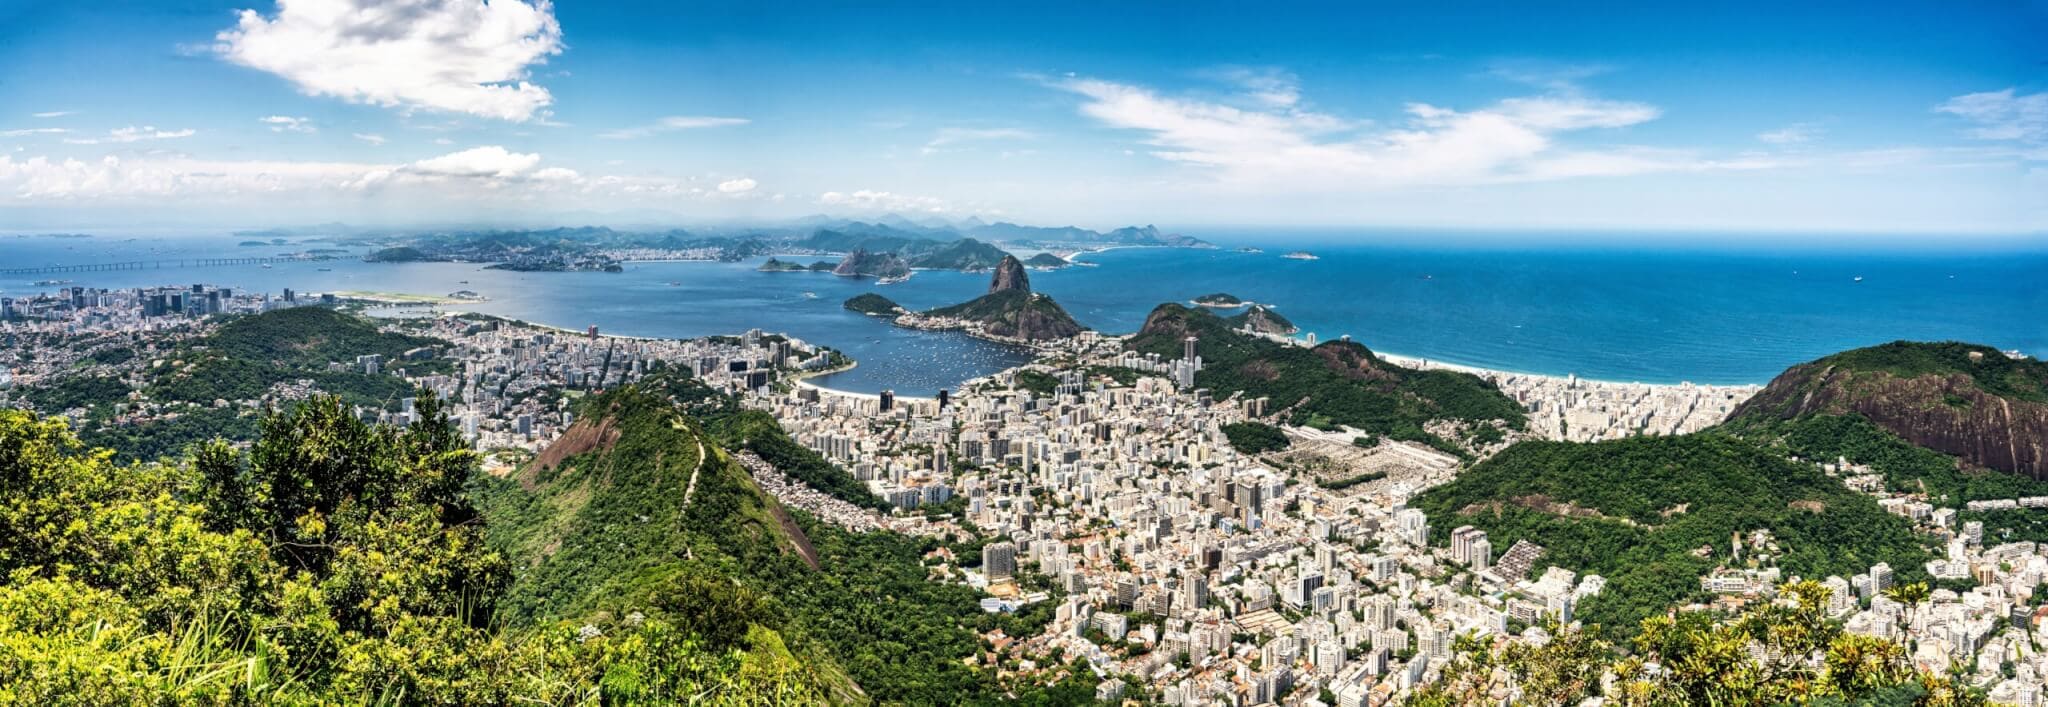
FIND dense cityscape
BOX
[4,278,2041,705]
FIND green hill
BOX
[1023,252,1070,268]
[471,372,1090,703]
[844,292,906,317]
[1414,433,1930,638]
[23,307,449,462]
[1727,341,2048,480]
[904,237,1010,270]
[1126,303,1523,453]
[927,289,1085,341]
[0,396,832,703]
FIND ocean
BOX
[3,232,2043,393]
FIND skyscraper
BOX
[983,542,1017,581]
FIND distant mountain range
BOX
[335,216,1207,274]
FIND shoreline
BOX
[1373,349,1763,391]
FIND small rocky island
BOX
[757,257,815,272]
[1192,292,1246,308]
[850,255,1086,344]
[1023,252,1071,269]
[831,248,912,280]
[843,292,907,317]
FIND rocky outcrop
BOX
[1234,305,1297,335]
[831,249,910,279]
[1728,342,2048,480]
[906,254,1085,342]
[987,254,1030,294]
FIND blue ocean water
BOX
[3,233,2043,392]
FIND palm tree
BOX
[1882,581,1930,640]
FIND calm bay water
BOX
[4,233,2043,392]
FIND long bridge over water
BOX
[0,255,334,277]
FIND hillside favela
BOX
[3,2,2047,706]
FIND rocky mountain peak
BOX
[987,254,1031,294]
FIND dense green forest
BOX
[1733,413,2048,544]
[0,367,1098,703]
[842,292,906,316]
[1220,421,1290,454]
[1125,303,1523,452]
[1413,433,1931,640]
[1805,341,2048,403]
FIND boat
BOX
[877,274,911,285]
[1235,246,1263,254]
[33,279,71,286]
[261,264,273,269]
[1853,275,1864,283]
[802,291,819,299]
[317,267,332,272]
[668,281,681,286]
[1281,251,1319,261]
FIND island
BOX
[757,257,811,272]
[842,292,907,317]
[1023,252,1071,269]
[1191,292,1247,308]
[830,248,912,280]
[882,255,1086,343]
[1281,250,1319,260]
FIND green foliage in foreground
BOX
[1220,421,1290,454]
[1407,581,1991,707]
[1414,433,1931,640]
[0,398,826,703]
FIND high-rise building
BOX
[879,389,895,412]
[983,542,1017,581]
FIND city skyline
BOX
[1,1,2044,236]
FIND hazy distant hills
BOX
[332,215,1207,274]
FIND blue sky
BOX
[1,0,2044,236]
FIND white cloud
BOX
[30,111,73,119]
[434,137,454,145]
[530,166,581,182]
[62,126,197,145]
[1,128,70,137]
[214,0,564,122]
[1048,74,1758,189]
[0,146,745,208]
[922,127,1033,154]
[716,177,757,193]
[407,145,540,178]
[1937,89,2047,146]
[819,189,952,213]
[352,133,387,145]
[1758,122,1824,145]
[597,116,750,139]
[260,115,316,133]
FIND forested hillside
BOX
[1126,303,1524,454]
[1413,433,1931,639]
[0,368,1096,703]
